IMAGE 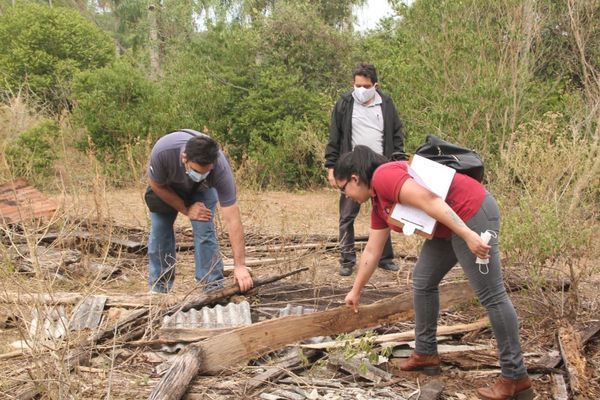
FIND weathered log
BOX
[149,281,474,400]
[537,318,600,369]
[558,324,589,396]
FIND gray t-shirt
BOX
[351,92,384,155]
[148,130,237,207]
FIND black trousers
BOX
[339,194,394,267]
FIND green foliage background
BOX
[0,0,598,266]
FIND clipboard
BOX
[387,154,456,239]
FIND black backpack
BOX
[414,134,484,182]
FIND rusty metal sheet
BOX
[0,178,57,224]
[70,295,107,330]
[162,300,252,329]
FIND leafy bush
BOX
[233,66,330,188]
[0,4,115,110]
[5,119,60,180]
[72,61,168,162]
[495,113,597,266]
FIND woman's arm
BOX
[345,227,390,312]
[398,179,490,259]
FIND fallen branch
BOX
[300,317,489,350]
[149,281,474,400]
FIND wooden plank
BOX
[70,295,107,330]
[149,281,474,400]
[41,231,145,252]
[301,317,489,350]
[537,318,600,369]
[551,374,569,400]
[557,324,589,396]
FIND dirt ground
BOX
[1,187,599,399]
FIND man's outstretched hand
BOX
[234,266,253,292]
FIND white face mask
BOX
[187,169,210,182]
[353,85,376,104]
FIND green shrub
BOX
[495,113,597,267]
[0,4,115,110]
[5,119,60,180]
[72,62,167,161]
[233,66,330,188]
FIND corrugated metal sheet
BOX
[70,295,107,330]
[161,300,252,329]
[278,304,316,318]
[30,306,68,339]
[0,179,57,224]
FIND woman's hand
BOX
[345,289,362,313]
[465,230,491,260]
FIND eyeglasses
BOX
[338,180,350,194]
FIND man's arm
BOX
[324,99,344,168]
[220,203,253,292]
[388,99,407,161]
[149,179,189,215]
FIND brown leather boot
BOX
[476,375,534,400]
[398,352,441,375]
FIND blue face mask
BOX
[186,169,210,182]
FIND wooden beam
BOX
[149,281,474,400]
[537,318,600,369]
[558,324,589,396]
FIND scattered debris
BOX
[70,296,107,331]
[30,306,69,339]
[328,353,392,383]
[0,178,57,224]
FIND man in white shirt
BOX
[324,64,406,276]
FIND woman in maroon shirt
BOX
[334,146,533,400]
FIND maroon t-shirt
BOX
[370,161,486,238]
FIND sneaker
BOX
[379,261,399,272]
[339,264,353,276]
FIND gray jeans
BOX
[412,192,527,379]
[339,194,393,266]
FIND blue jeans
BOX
[148,188,224,293]
[412,192,527,379]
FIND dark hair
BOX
[334,145,388,187]
[185,135,220,165]
[353,63,378,84]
